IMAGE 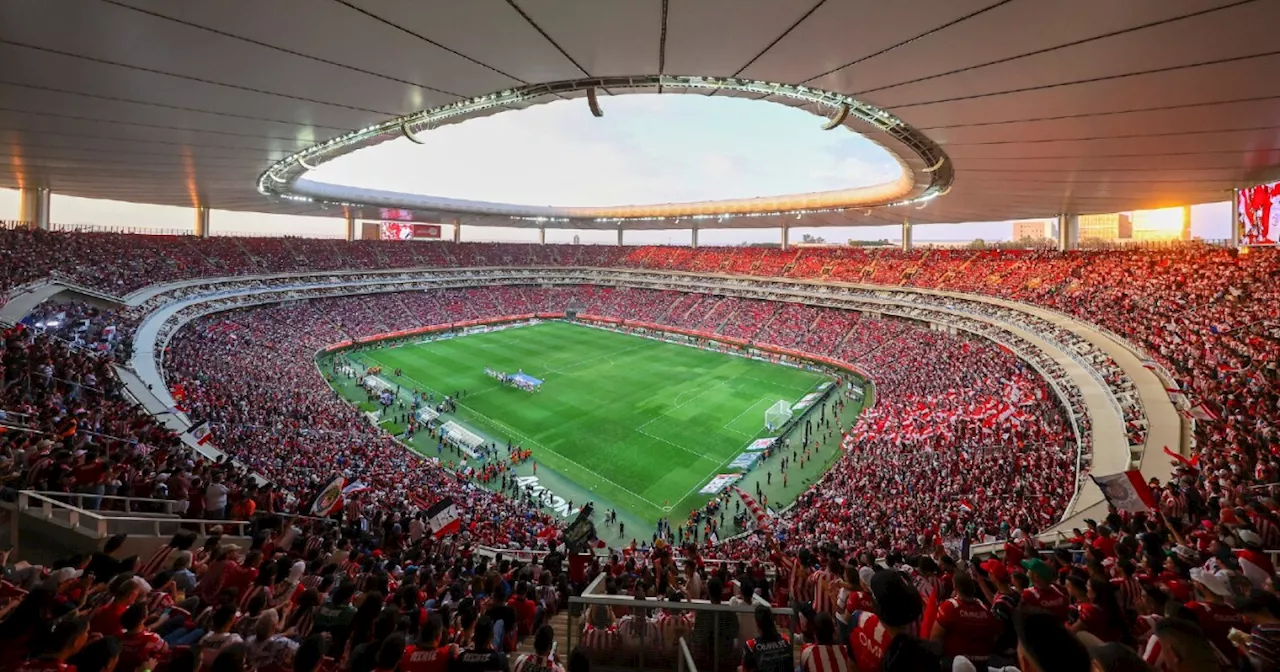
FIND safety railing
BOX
[17,491,254,538]
[23,491,183,516]
[567,587,796,672]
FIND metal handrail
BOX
[17,491,254,538]
[24,491,181,515]
[678,637,698,672]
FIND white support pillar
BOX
[539,226,546,244]
[901,218,912,251]
[194,205,211,238]
[691,224,698,249]
[345,211,357,242]
[780,223,789,251]
[1180,205,1191,241]
[1231,189,1241,247]
[617,228,624,246]
[452,218,461,243]
[19,187,51,230]
[1057,214,1079,251]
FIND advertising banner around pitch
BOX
[426,496,461,538]
[1091,470,1157,514]
[700,474,740,494]
[747,438,776,451]
[728,452,761,471]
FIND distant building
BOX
[1078,213,1123,242]
[1012,219,1050,241]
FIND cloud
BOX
[309,95,902,208]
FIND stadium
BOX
[0,2,1278,672]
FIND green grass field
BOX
[344,321,830,523]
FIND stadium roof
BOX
[2,0,1278,230]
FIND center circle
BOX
[304,94,905,209]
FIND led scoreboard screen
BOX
[1237,181,1280,246]
[378,222,441,240]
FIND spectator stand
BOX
[121,271,1132,537]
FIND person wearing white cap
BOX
[1235,529,1275,587]
[1186,567,1247,665]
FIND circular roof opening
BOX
[305,94,904,210]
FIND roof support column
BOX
[617,228,623,246]
[691,224,698,249]
[19,187,50,230]
[194,205,211,238]
[781,222,789,251]
[1057,214,1079,251]
[901,218,912,251]
[1231,189,1241,247]
[539,226,546,244]
[345,211,357,242]
[453,218,461,243]
[1180,205,1191,241]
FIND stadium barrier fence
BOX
[567,572,795,672]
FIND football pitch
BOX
[344,321,832,524]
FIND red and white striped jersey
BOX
[580,624,618,651]
[512,653,565,672]
[799,644,852,672]
[808,569,836,614]
[654,611,694,645]
[138,546,175,579]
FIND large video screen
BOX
[379,222,442,240]
[1237,181,1280,245]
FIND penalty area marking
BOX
[384,369,669,512]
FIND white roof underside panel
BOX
[1,0,1277,227]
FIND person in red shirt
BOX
[1091,526,1118,558]
[508,583,538,641]
[71,451,107,511]
[400,614,456,672]
[1185,568,1247,664]
[116,603,167,672]
[89,578,140,637]
[848,569,923,672]
[1065,577,1128,644]
[17,616,90,672]
[1019,559,1069,622]
[930,574,1000,660]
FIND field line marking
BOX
[384,369,667,511]
[666,374,836,512]
[539,342,650,377]
[723,398,770,433]
[633,427,723,463]
[635,373,742,432]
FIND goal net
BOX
[764,400,793,431]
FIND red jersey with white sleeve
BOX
[513,653,565,672]
[934,596,1000,658]
[799,643,852,672]
[1020,584,1069,622]
[849,611,892,672]
[118,630,169,672]
[1185,601,1246,664]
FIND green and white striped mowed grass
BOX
[356,321,830,524]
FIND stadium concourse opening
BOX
[321,319,861,542]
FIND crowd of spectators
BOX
[2,230,1279,670]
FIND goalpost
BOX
[765,400,793,431]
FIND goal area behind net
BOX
[764,400,793,431]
